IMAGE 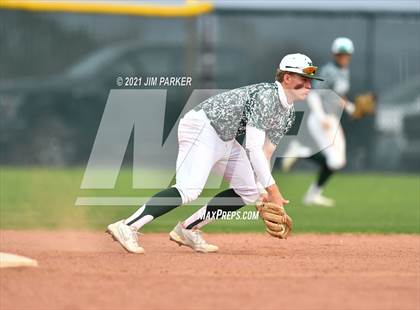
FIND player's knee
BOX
[327,158,346,170]
[232,187,260,205]
[172,185,202,204]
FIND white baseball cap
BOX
[331,37,354,54]
[279,53,323,81]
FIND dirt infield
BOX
[0,231,419,310]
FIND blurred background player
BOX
[282,37,356,207]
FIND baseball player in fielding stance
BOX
[282,37,356,207]
[107,53,323,253]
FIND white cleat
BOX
[169,222,218,253]
[106,220,145,254]
[303,193,335,207]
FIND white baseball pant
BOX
[173,109,259,205]
[308,113,346,170]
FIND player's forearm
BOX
[265,183,288,206]
[263,139,276,162]
[261,141,288,204]
[248,147,276,188]
[245,126,276,188]
[266,183,280,196]
[257,140,276,193]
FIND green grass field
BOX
[1,167,419,233]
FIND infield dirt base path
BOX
[0,231,419,310]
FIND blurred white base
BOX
[0,252,38,268]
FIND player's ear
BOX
[283,72,292,84]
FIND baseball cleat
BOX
[169,222,218,253]
[303,194,335,207]
[106,220,145,254]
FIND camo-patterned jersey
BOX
[194,82,295,145]
[313,62,350,96]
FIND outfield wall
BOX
[0,5,419,171]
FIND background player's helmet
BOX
[331,37,354,54]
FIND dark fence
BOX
[1,8,419,171]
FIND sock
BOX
[125,187,182,230]
[183,188,245,230]
[308,152,334,189]
[182,205,210,229]
[124,205,152,231]
[309,152,327,165]
[317,163,334,187]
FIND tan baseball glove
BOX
[256,202,293,239]
[352,92,376,119]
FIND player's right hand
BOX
[260,193,269,202]
[265,184,290,207]
[268,193,290,208]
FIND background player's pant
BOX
[308,114,346,170]
[173,109,259,205]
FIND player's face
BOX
[287,73,312,101]
[334,53,352,68]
